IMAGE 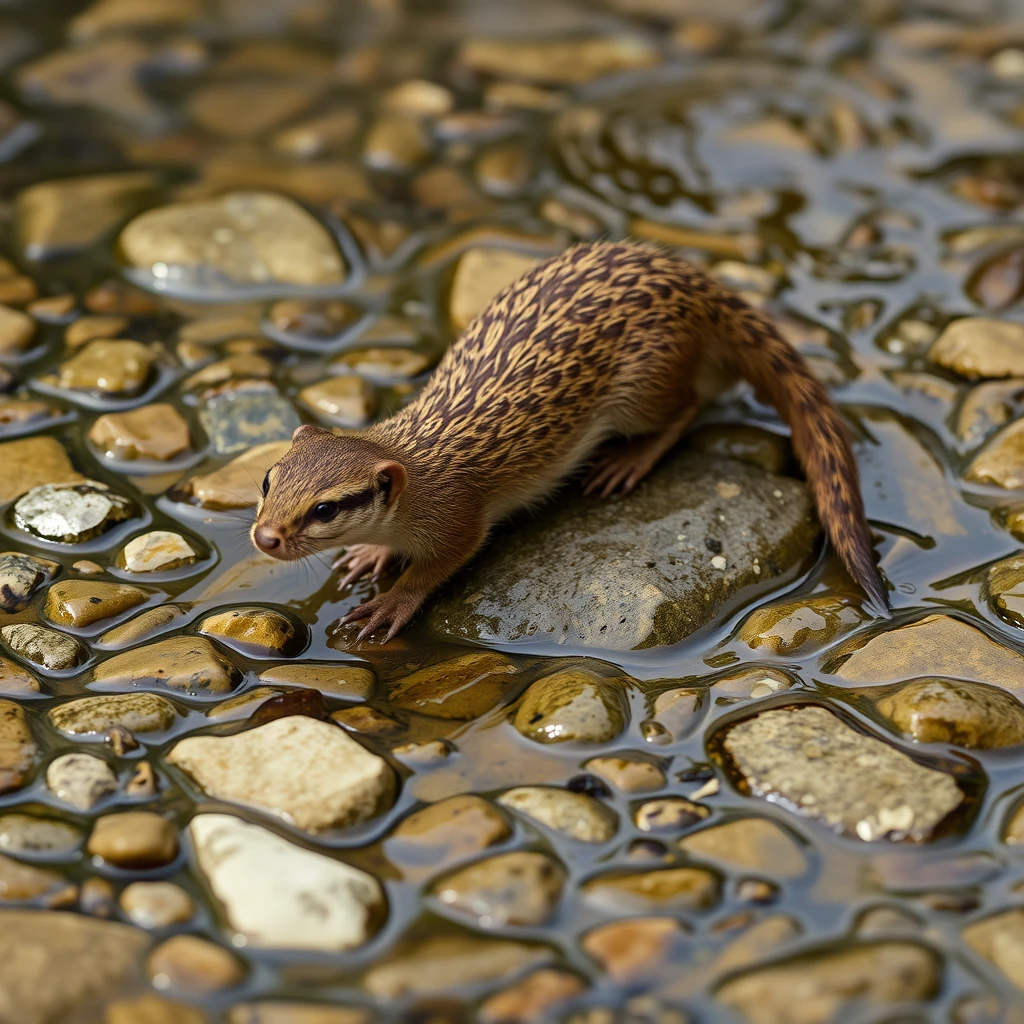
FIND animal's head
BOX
[251,425,407,559]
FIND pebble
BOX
[98,605,184,647]
[498,786,617,843]
[432,851,565,927]
[391,738,452,767]
[0,303,35,353]
[65,314,128,348]
[478,969,587,1024]
[46,752,117,810]
[120,192,346,294]
[183,353,274,390]
[1,622,86,671]
[44,580,149,628]
[634,798,710,833]
[0,813,82,856]
[269,298,359,340]
[205,686,283,722]
[389,651,517,719]
[91,636,239,695]
[147,934,245,993]
[0,552,59,612]
[583,756,665,792]
[450,247,540,330]
[197,606,301,657]
[0,656,40,696]
[190,813,385,950]
[121,531,197,573]
[330,347,431,382]
[168,716,395,833]
[929,317,1024,378]
[383,79,454,117]
[647,687,704,742]
[0,399,57,429]
[678,818,808,878]
[956,379,1024,448]
[963,908,1024,990]
[87,811,178,868]
[0,700,38,793]
[581,917,687,982]
[120,881,195,928]
[125,761,158,798]
[46,339,155,395]
[198,385,301,455]
[13,481,136,543]
[28,294,76,321]
[738,596,867,655]
[0,852,68,902]
[188,79,323,140]
[362,115,430,172]
[582,867,719,913]
[0,437,84,503]
[175,440,290,509]
[332,706,403,737]
[713,667,795,700]
[72,560,102,574]
[107,997,206,1024]
[476,143,532,196]
[271,109,362,157]
[88,404,190,461]
[512,667,627,744]
[299,375,376,428]
[966,418,1024,488]
[258,663,375,700]
[720,705,965,842]
[49,692,177,737]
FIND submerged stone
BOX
[45,339,155,395]
[175,441,290,510]
[0,552,59,613]
[929,317,1024,378]
[198,386,301,456]
[498,786,617,843]
[88,404,191,461]
[678,818,808,878]
[44,580,149,628]
[738,596,867,655]
[388,651,517,719]
[511,667,628,744]
[48,692,178,737]
[1,623,86,671]
[91,636,239,695]
[197,606,302,657]
[13,481,136,543]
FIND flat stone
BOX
[258,663,375,700]
[383,79,454,116]
[44,580,149,628]
[120,881,194,928]
[106,995,207,1024]
[428,453,819,650]
[89,404,191,461]
[512,667,628,744]
[388,651,517,720]
[476,142,532,197]
[0,399,57,429]
[713,667,795,700]
[831,614,1024,688]
[269,298,359,341]
[46,752,117,810]
[581,917,687,983]
[647,687,704,743]
[963,908,1024,989]
[226,1006,370,1024]
[198,387,301,456]
[581,867,719,913]
[965,419,1024,487]
[0,813,82,856]
[176,441,291,510]
[985,554,1024,629]
[362,115,430,172]
[679,818,808,878]
[91,636,239,695]
[0,437,84,503]
[299,376,376,428]
[716,942,941,1023]
[205,686,283,722]
[15,171,156,259]
[498,786,617,843]
[478,969,587,1024]
[183,354,275,390]
[188,78,322,140]
[0,910,149,1024]
[877,678,1024,749]
[98,605,184,647]
[0,656,40,696]
[120,191,346,296]
[738,596,867,655]
[584,756,666,793]
[197,606,301,657]
[121,531,197,573]
[190,813,385,950]
[929,317,1024,378]
[330,347,431,382]
[167,716,395,833]
[0,700,38,793]
[47,339,154,395]
[49,692,177,737]
[332,706,403,737]
[634,797,710,833]
[719,705,966,841]
[0,852,67,902]
[449,247,540,331]
[87,811,178,868]
[1,623,86,671]
[432,851,565,927]
[13,481,135,543]
[65,314,128,349]
[147,934,245,993]
[0,303,35,354]
[364,935,549,998]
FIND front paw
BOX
[342,587,424,642]
[333,544,393,587]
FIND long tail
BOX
[713,291,890,617]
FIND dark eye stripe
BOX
[334,488,376,512]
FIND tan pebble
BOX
[87,812,177,868]
[0,277,38,306]
[44,580,149,628]
[106,994,207,1024]
[65,315,128,349]
[28,294,76,321]
[80,876,116,917]
[120,881,195,928]
[126,762,158,798]
[478,968,586,1023]
[72,560,104,574]
[634,798,709,833]
[331,706,404,736]
[147,934,245,993]
[584,756,666,793]
[581,917,687,982]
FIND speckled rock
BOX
[87,811,178,868]
[877,678,1024,748]
[13,481,136,543]
[584,756,666,793]
[46,752,117,810]
[581,917,687,982]
[716,941,941,1023]
[498,786,617,843]
[478,969,587,1024]
[428,453,819,650]
[0,656,40,696]
[679,818,808,878]
[719,705,965,841]
[929,317,1024,378]
[44,580,149,628]
[46,339,154,395]
[0,303,35,354]
[432,851,565,927]
[330,347,431,382]
[634,797,710,833]
[389,651,517,720]
[1,623,86,670]
[190,813,385,950]
[121,531,197,573]
[449,247,540,331]
[97,605,184,648]
[0,437,84,503]
[197,606,302,658]
[147,934,245,993]
[582,867,719,913]
[49,692,177,737]
[0,812,82,855]
[120,881,195,928]
[120,192,346,296]
[739,596,867,655]
[198,386,301,456]
[88,404,190,461]
[0,700,38,793]
[512,667,628,744]
[175,441,290,510]
[167,716,395,833]
[965,419,1024,488]
[91,636,239,695]
[258,663,375,700]
[299,375,376,428]
[0,553,59,612]
[963,908,1024,990]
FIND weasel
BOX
[252,240,889,640]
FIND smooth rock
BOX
[299,375,376,428]
[106,995,207,1024]
[226,1005,370,1024]
[582,867,719,912]
[167,716,395,833]
[332,706,403,737]
[956,379,1024,448]
[389,651,517,720]
[0,437,84,503]
[428,453,819,650]
[89,404,191,461]
[634,797,710,833]
[432,851,565,927]
[147,934,245,993]
[930,317,1024,378]
[46,752,117,810]
[66,314,128,349]
[182,353,274,390]
[0,303,35,354]
[190,813,385,950]
[362,115,430,172]
[966,419,1024,487]
[205,686,283,722]
[963,908,1024,989]
[47,340,154,395]
[176,441,290,510]
[449,247,540,331]
[330,347,431,382]
[383,79,454,116]
[476,143,531,197]
[87,811,178,868]
[198,386,301,456]
[258,663,374,700]
[92,636,239,695]
[739,596,867,655]
[120,881,195,928]
[0,399,57,429]
[584,756,666,793]
[512,667,627,744]
[121,531,197,573]
[0,813,82,855]
[478,969,587,1024]
[269,298,359,340]
[188,79,322,140]
[49,693,177,737]
[719,705,965,841]
[98,605,184,647]
[498,786,617,843]
[0,700,38,793]
[45,580,149,628]
[582,917,687,982]
[0,656,41,696]
[197,606,301,657]
[647,687,705,743]
[0,852,68,902]
[712,667,795,700]
[120,191,346,294]
[1,623,86,671]
[679,818,808,878]
[13,481,135,543]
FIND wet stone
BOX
[167,716,395,833]
[147,934,245,993]
[0,656,40,696]
[44,580,149,629]
[176,440,290,510]
[190,813,385,951]
[49,693,177,737]
[498,786,617,843]
[98,605,184,647]
[389,651,517,720]
[963,908,1024,990]
[582,917,687,983]
[719,705,966,842]
[476,143,532,197]
[0,303,35,354]
[738,596,867,655]
[450,247,541,331]
[121,531,197,573]
[584,756,666,793]
[634,798,710,833]
[13,481,136,544]
[647,687,704,743]
[680,818,806,879]
[46,752,117,810]
[92,636,239,695]
[956,379,1024,448]
[513,667,627,744]
[299,375,376,428]
[65,314,128,349]
[199,386,301,456]
[383,79,454,117]
[120,881,194,929]
[965,419,1024,488]
[362,115,430,172]
[46,339,155,396]
[0,700,38,794]
[188,78,323,140]
[478,969,587,1024]
[197,606,301,657]
[270,298,359,340]
[0,437,84,503]
[686,424,793,475]
[0,399,57,429]
[0,552,59,613]
[930,317,1024,378]
[0,852,67,902]
[330,347,431,382]
[249,687,329,726]
[87,811,178,868]
[258,663,375,700]
[88,404,191,461]
[332,706,403,737]
[226,1006,371,1024]
[0,812,81,856]
[205,686,282,722]
[581,867,720,913]
[1,623,86,671]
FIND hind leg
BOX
[584,406,697,498]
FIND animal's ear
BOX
[374,461,407,508]
[292,424,323,441]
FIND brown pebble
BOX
[478,968,587,1023]
[584,756,666,793]
[332,705,404,736]
[125,761,158,798]
[106,726,139,756]
[72,560,104,574]
[147,934,245,993]
[248,687,330,726]
[581,917,688,982]
[66,315,128,349]
[120,881,195,928]
[735,879,779,904]
[0,276,38,306]
[80,876,116,917]
[106,995,207,1024]
[87,811,178,868]
[28,294,76,321]
[634,798,710,833]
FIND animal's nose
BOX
[253,525,284,553]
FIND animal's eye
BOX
[261,472,271,497]
[311,501,340,523]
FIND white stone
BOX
[46,752,117,810]
[121,531,196,572]
[167,716,395,833]
[189,813,385,951]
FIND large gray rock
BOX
[427,453,819,650]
